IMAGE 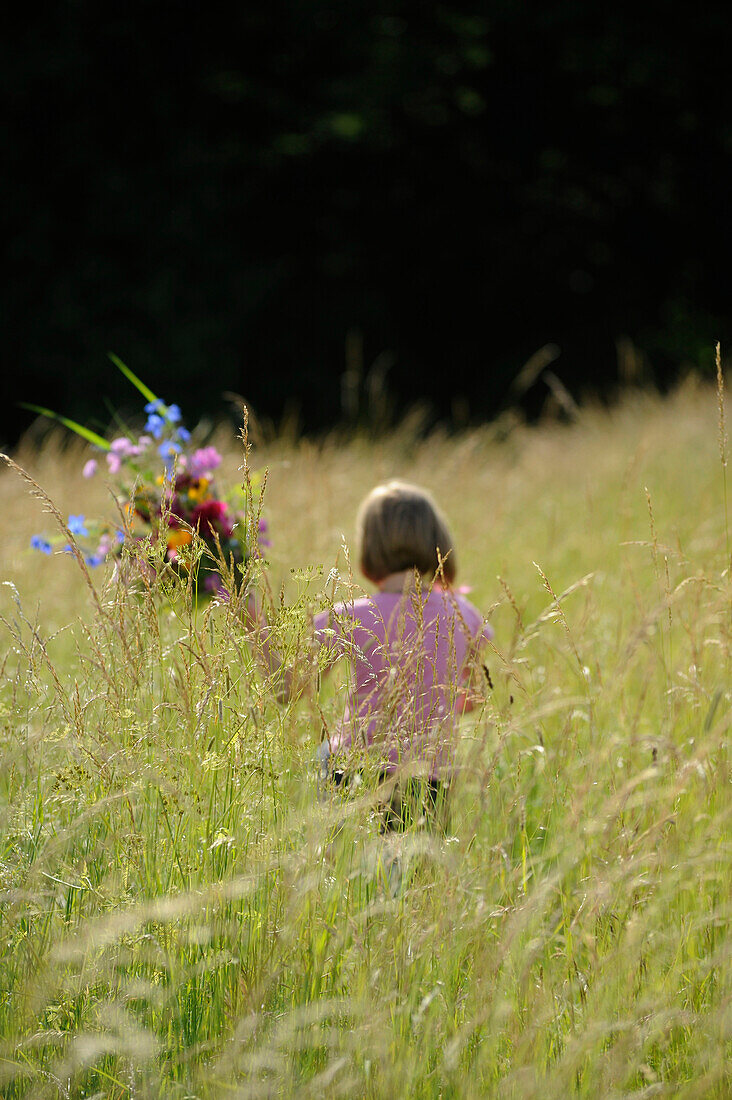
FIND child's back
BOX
[251,479,491,789]
[315,582,490,775]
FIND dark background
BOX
[3,1,730,445]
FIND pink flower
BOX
[204,575,231,601]
[82,459,98,478]
[110,437,136,455]
[191,499,232,538]
[107,436,141,473]
[189,446,222,478]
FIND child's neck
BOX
[377,570,418,593]
[376,571,451,594]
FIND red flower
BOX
[191,499,233,539]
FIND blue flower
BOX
[115,529,125,543]
[166,404,182,424]
[85,554,104,567]
[176,425,191,443]
[30,535,52,555]
[158,440,181,466]
[145,413,166,439]
[68,515,89,537]
[144,399,165,415]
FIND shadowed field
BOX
[1,380,730,1098]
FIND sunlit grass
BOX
[0,378,730,1098]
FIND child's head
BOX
[356,480,457,585]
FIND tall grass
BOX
[0,379,730,1098]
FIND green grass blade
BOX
[19,403,111,450]
[108,352,160,405]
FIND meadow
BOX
[0,377,730,1098]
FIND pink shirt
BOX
[313,588,492,774]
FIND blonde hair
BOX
[356,480,457,584]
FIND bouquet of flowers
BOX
[28,357,267,599]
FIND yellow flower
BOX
[187,477,210,502]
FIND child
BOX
[251,480,491,826]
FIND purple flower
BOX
[82,459,98,479]
[258,517,272,547]
[107,436,146,469]
[31,535,52,554]
[110,437,136,455]
[203,575,230,601]
[189,446,222,477]
[96,533,114,556]
[68,515,89,537]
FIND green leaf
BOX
[108,353,160,404]
[19,404,111,450]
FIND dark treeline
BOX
[3,2,730,444]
